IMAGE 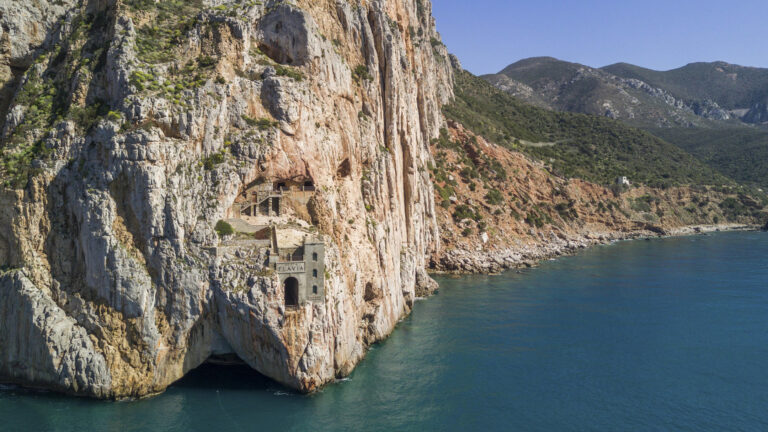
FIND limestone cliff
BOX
[0,0,452,398]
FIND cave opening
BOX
[336,158,351,178]
[176,359,279,392]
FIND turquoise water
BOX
[2,231,768,431]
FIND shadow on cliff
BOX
[0,362,296,401]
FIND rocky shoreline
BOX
[431,224,760,275]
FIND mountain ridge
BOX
[485,57,768,128]
[484,56,768,187]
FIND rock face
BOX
[744,102,768,124]
[0,0,452,398]
[0,0,80,125]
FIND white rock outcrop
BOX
[0,0,452,398]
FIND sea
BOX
[2,231,767,431]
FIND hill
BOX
[649,127,768,188]
[603,61,768,118]
[445,68,730,188]
[491,57,768,127]
[484,57,768,187]
[485,57,741,128]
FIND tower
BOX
[303,235,325,302]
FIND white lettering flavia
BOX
[277,263,305,273]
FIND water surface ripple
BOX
[2,232,767,431]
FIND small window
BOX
[312,252,318,261]
[312,285,318,294]
[313,269,318,278]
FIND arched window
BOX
[312,252,318,261]
[312,285,318,294]
[313,269,318,278]
[284,277,299,307]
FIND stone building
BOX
[221,178,325,309]
[229,180,315,218]
[269,233,325,308]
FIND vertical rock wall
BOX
[0,0,452,398]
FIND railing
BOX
[273,185,315,193]
[256,189,283,204]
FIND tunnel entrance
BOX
[284,277,299,307]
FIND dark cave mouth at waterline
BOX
[175,360,284,392]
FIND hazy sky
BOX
[431,0,768,75]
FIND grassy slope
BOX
[444,69,731,188]
[649,126,768,188]
[485,59,768,187]
[497,56,581,83]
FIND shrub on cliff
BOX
[352,65,373,83]
[215,220,234,237]
[485,189,503,205]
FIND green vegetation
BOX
[197,55,216,68]
[106,110,122,122]
[352,65,373,83]
[629,195,656,213]
[130,58,212,107]
[453,204,482,222]
[444,69,731,187]
[484,189,503,205]
[602,61,768,111]
[1,11,113,188]
[274,65,304,81]
[487,57,707,130]
[214,220,234,237]
[554,201,578,220]
[124,0,220,108]
[486,58,768,191]
[524,206,552,228]
[126,0,204,64]
[649,126,768,189]
[242,115,278,130]
[718,194,765,220]
[202,150,227,170]
[429,128,508,204]
[129,70,156,91]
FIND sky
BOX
[431,0,768,75]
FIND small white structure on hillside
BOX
[616,176,631,186]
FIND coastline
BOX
[430,223,761,275]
